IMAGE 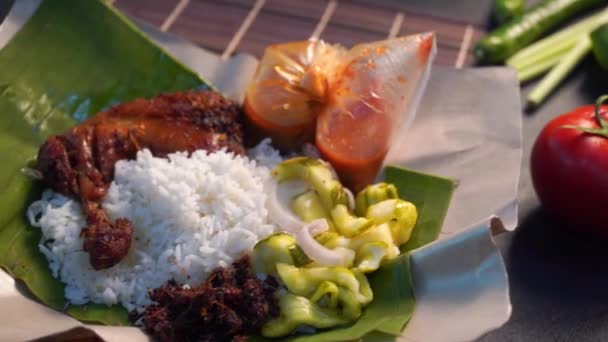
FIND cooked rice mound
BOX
[27,145,280,312]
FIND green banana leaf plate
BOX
[0,0,455,340]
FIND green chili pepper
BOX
[261,293,349,338]
[493,0,525,25]
[475,0,604,63]
[591,23,608,69]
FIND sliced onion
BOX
[343,187,355,211]
[295,219,355,267]
[266,179,306,233]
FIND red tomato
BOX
[531,96,608,236]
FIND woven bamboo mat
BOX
[111,0,487,67]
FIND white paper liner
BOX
[0,1,522,341]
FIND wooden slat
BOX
[222,0,265,59]
[114,0,178,27]
[327,1,395,36]
[455,25,474,68]
[238,12,318,56]
[160,0,190,32]
[261,0,328,20]
[168,0,254,54]
[350,0,492,28]
[110,0,483,66]
[321,24,387,49]
[319,2,392,47]
[434,46,461,65]
[397,13,472,66]
[398,14,466,50]
[236,0,325,56]
[387,13,405,39]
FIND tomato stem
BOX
[594,94,608,130]
[561,95,608,138]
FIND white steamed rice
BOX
[27,140,282,312]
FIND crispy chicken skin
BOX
[37,91,245,270]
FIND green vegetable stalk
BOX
[475,0,605,63]
[514,53,564,82]
[527,35,592,107]
[507,8,608,82]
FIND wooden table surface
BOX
[110,0,486,67]
[3,1,608,341]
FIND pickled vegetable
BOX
[274,157,348,210]
[292,190,332,224]
[263,169,422,336]
[330,204,372,237]
[350,223,400,260]
[366,199,418,245]
[355,182,400,216]
[262,293,349,337]
[355,242,389,273]
[309,281,340,309]
[276,263,373,305]
[251,233,297,275]
[353,269,374,304]
[295,219,356,267]
[288,244,312,267]
[314,231,349,249]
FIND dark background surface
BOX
[2,0,608,341]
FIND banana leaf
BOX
[386,165,456,253]
[0,0,456,338]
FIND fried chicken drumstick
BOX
[37,91,245,270]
